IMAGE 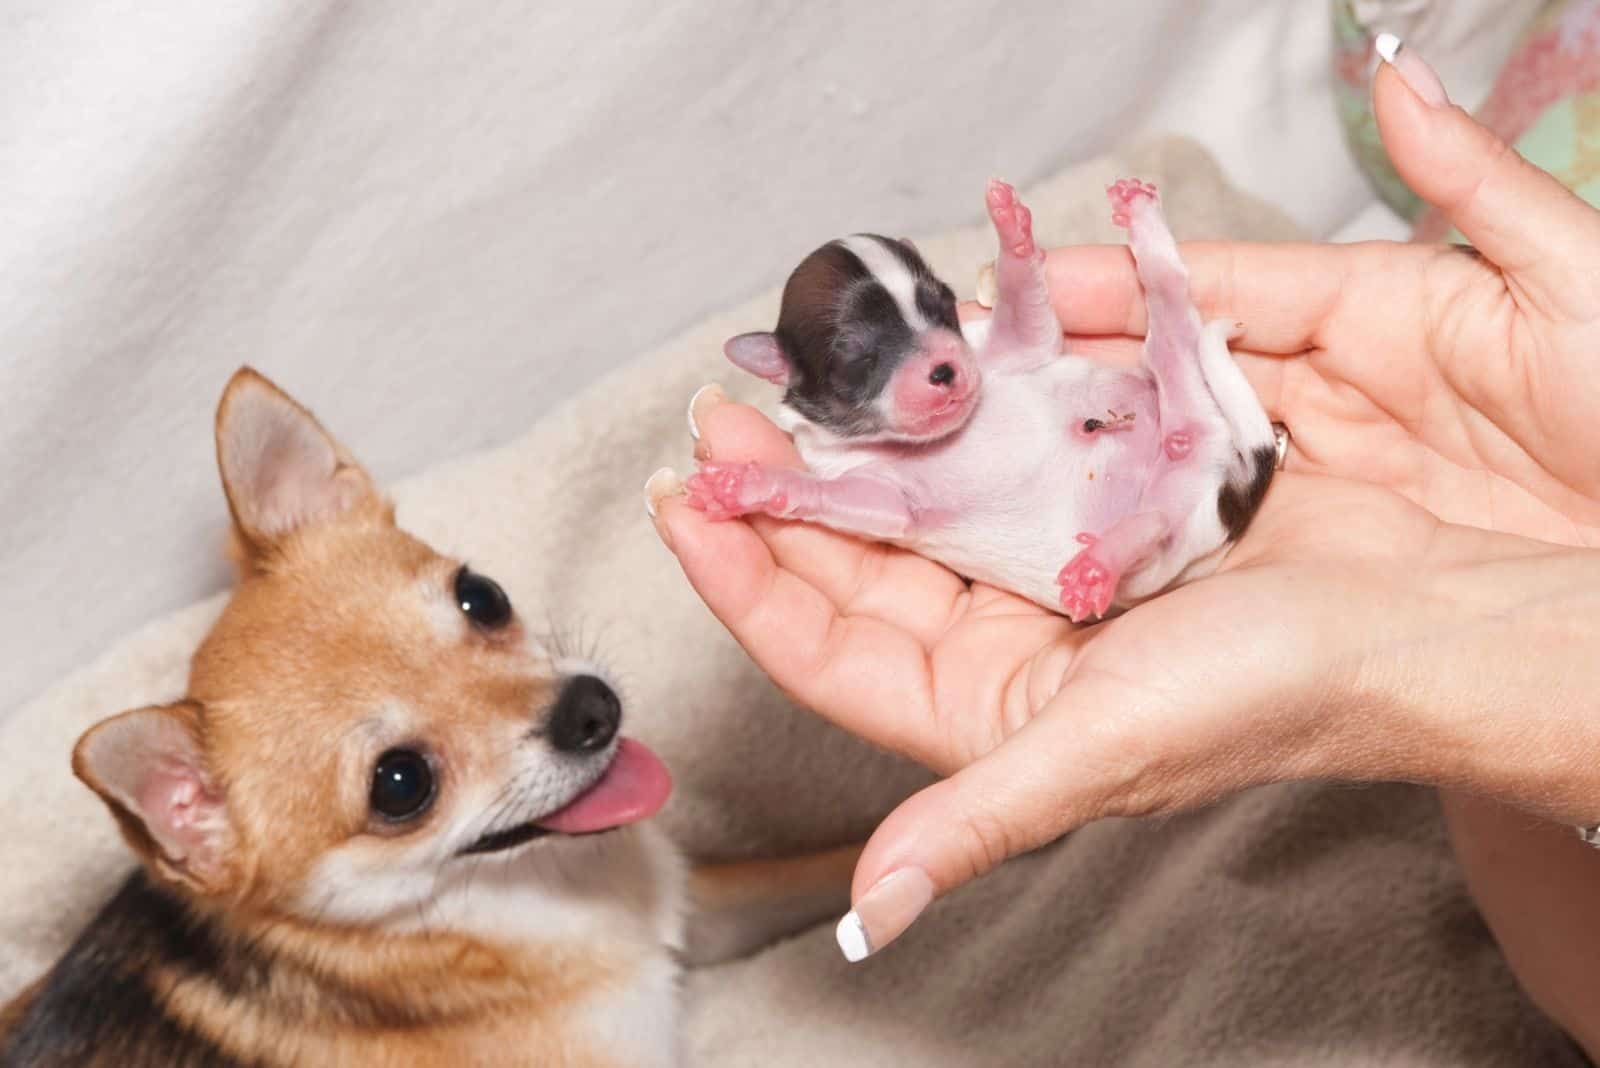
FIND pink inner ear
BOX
[218,377,371,543]
[724,333,790,385]
[137,760,219,865]
[239,410,343,536]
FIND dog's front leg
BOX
[683,843,862,967]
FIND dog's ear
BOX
[724,332,792,385]
[214,367,383,558]
[74,701,236,896]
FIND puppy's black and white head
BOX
[725,235,981,443]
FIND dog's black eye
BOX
[371,749,434,821]
[454,566,512,629]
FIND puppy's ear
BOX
[215,367,382,558]
[723,333,791,385]
[73,702,235,896]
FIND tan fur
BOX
[148,909,623,1067]
[182,513,560,910]
[686,844,863,965]
[0,978,42,1044]
[4,368,853,1067]
[9,368,672,1066]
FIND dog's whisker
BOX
[454,764,545,906]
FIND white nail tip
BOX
[643,467,679,519]
[687,385,715,440]
[1374,32,1402,64]
[835,910,871,963]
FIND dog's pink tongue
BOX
[535,739,672,834]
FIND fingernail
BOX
[834,867,935,963]
[687,384,727,442]
[643,467,683,520]
[975,261,997,309]
[1374,34,1449,108]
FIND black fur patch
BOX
[0,871,251,1067]
[1217,444,1278,541]
[773,234,957,439]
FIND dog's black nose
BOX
[548,675,621,753]
[929,362,956,386]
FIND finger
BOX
[1373,53,1600,320]
[1049,340,1291,415]
[1233,349,1291,419]
[1039,242,1359,354]
[961,299,1145,366]
[834,702,1105,961]
[654,493,948,764]
[691,395,971,647]
[688,387,803,468]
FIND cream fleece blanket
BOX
[0,139,1579,1065]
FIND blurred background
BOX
[0,0,1538,719]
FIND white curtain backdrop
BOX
[0,0,1536,717]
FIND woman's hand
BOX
[648,49,1600,967]
[1019,51,1600,1051]
[1037,60,1600,549]
[650,395,1600,957]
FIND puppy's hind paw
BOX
[1056,535,1120,623]
[1106,178,1158,229]
[986,178,1039,260]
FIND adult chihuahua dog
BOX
[0,369,854,1067]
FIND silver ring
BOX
[1272,422,1291,471]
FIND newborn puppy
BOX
[689,179,1275,620]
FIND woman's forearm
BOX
[1386,539,1600,1053]
[1440,791,1600,1057]
[1374,538,1600,825]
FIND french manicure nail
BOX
[975,261,997,309]
[1374,33,1449,108]
[834,867,935,963]
[686,384,727,441]
[643,467,683,519]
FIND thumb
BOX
[1372,36,1600,319]
[832,706,1106,963]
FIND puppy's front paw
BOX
[685,462,789,520]
[1056,534,1121,623]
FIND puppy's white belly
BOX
[899,371,1141,609]
[903,498,1089,610]
[797,357,1248,614]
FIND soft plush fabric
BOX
[1416,0,1600,239]
[0,0,1546,721]
[1331,0,1600,237]
[0,138,1581,1065]
[1332,0,1547,220]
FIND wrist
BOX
[1373,535,1600,824]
